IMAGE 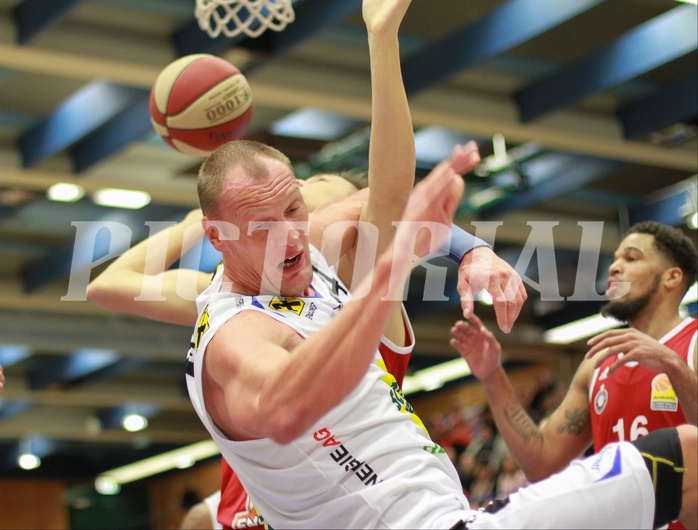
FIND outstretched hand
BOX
[585,327,678,375]
[450,314,502,382]
[458,248,526,333]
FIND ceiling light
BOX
[687,212,698,230]
[122,413,148,432]
[95,476,120,495]
[96,440,220,486]
[17,453,41,470]
[17,438,41,470]
[544,313,622,344]
[47,182,85,202]
[674,0,696,4]
[93,188,151,209]
[175,454,196,469]
[402,358,472,395]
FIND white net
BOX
[196,0,295,39]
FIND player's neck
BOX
[630,303,684,340]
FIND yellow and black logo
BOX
[194,307,210,349]
[269,296,305,315]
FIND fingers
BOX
[449,320,475,349]
[460,294,475,319]
[585,329,631,359]
[486,266,526,334]
[499,274,527,332]
[448,141,481,175]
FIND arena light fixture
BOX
[543,314,621,344]
[47,182,85,202]
[17,438,41,470]
[95,440,220,487]
[121,412,148,433]
[402,358,472,395]
[93,188,151,209]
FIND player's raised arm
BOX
[87,208,210,326]
[450,314,594,482]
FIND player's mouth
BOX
[282,252,302,269]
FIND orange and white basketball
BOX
[149,54,253,157]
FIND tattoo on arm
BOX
[504,405,543,446]
[555,408,589,436]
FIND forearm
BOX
[480,367,551,480]
[88,211,203,301]
[364,25,414,253]
[260,251,404,443]
[666,356,698,425]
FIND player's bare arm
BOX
[451,314,593,482]
[87,208,210,326]
[587,328,698,425]
[336,0,416,348]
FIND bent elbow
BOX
[258,398,312,445]
[266,410,308,445]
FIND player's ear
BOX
[203,217,240,251]
[663,266,683,290]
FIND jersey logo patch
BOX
[194,307,210,350]
[650,373,679,412]
[593,384,608,415]
[269,296,305,315]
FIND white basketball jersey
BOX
[186,246,467,529]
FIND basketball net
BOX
[195,0,295,39]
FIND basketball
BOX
[149,54,253,157]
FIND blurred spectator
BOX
[495,453,528,499]
[464,422,506,472]
[468,465,496,508]
[456,452,478,495]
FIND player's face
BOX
[216,157,312,296]
[298,174,359,213]
[602,233,666,321]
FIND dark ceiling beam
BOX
[72,93,151,173]
[479,155,627,220]
[618,74,698,140]
[628,179,696,228]
[26,351,123,390]
[21,204,187,293]
[19,82,146,168]
[13,0,84,44]
[516,4,698,123]
[0,309,192,364]
[402,0,604,95]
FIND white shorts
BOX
[461,442,655,529]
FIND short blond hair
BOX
[197,140,293,217]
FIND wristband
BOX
[440,224,490,265]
